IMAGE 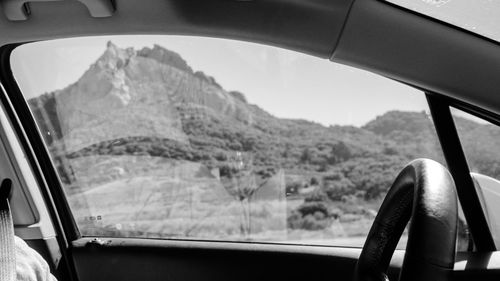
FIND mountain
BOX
[31,42,257,152]
[363,110,443,160]
[29,42,383,164]
[27,42,500,200]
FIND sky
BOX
[10,35,429,127]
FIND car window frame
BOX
[427,92,497,251]
[0,43,80,281]
[0,40,495,254]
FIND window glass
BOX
[11,35,446,246]
[451,107,500,248]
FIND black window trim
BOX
[427,92,497,252]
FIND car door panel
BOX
[71,238,383,281]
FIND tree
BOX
[328,141,351,164]
[300,148,312,164]
[322,172,355,201]
[310,177,319,186]
[219,152,276,237]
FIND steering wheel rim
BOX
[354,159,458,281]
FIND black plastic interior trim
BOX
[377,0,500,49]
[0,0,355,58]
[73,237,364,255]
[454,252,500,281]
[329,0,358,58]
[70,237,406,281]
[426,93,496,252]
[0,44,78,281]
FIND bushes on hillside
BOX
[288,201,334,231]
[322,171,355,201]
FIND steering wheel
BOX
[354,159,458,281]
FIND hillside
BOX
[25,42,498,241]
[28,41,500,197]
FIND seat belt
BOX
[0,179,15,281]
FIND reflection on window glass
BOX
[11,36,445,247]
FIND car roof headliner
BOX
[1,0,499,116]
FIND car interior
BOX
[0,0,500,280]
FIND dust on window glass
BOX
[11,35,446,247]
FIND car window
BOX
[451,107,500,249]
[10,35,447,247]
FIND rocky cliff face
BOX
[36,42,254,152]
[27,42,445,175]
[29,41,500,203]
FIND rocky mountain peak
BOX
[32,42,256,152]
[95,41,135,71]
[137,44,193,73]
